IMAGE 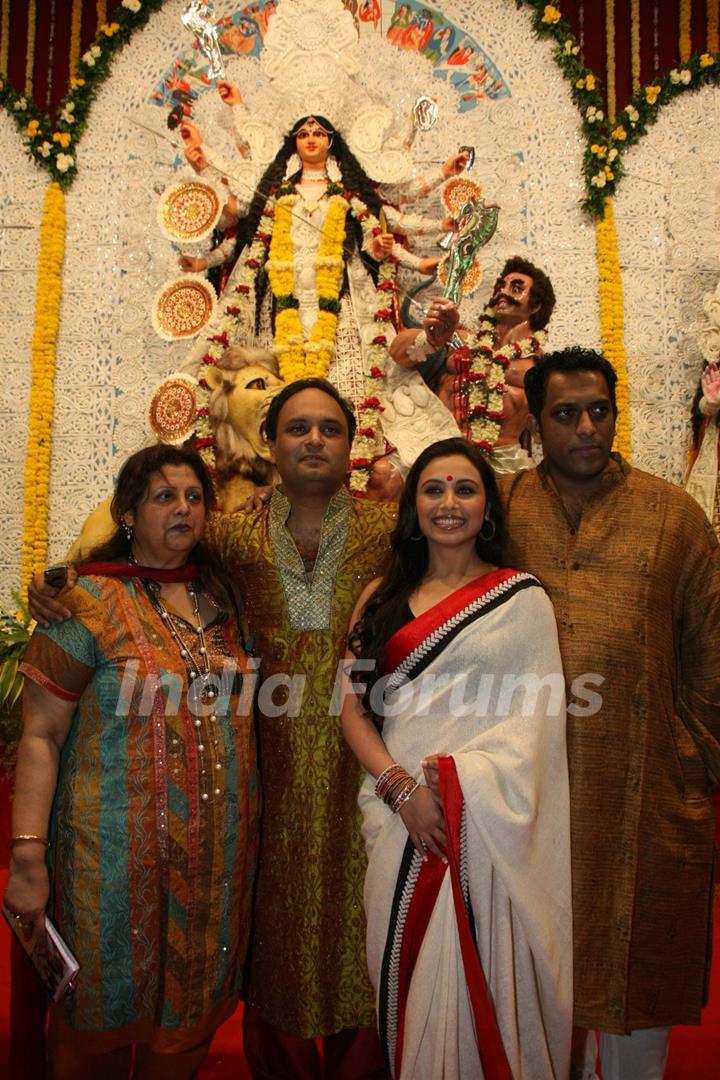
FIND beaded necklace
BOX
[147,581,223,804]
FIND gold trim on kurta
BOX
[268,486,353,630]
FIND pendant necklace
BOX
[298,169,328,215]
[149,582,223,803]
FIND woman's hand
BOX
[418,256,441,276]
[442,149,470,178]
[178,255,208,273]
[398,785,446,861]
[217,80,243,106]
[4,850,50,940]
[421,753,446,798]
[702,362,720,404]
[371,232,395,260]
[184,143,208,172]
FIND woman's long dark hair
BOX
[350,438,506,717]
[233,115,384,333]
[82,444,231,606]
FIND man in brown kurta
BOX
[498,347,720,1080]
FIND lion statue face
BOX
[205,347,285,474]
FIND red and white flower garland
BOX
[468,307,545,451]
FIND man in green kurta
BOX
[498,347,720,1080]
[206,379,395,1078]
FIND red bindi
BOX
[446,475,454,481]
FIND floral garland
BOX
[196,182,395,494]
[21,183,66,592]
[0,0,163,187]
[266,182,348,382]
[595,196,631,458]
[517,1,720,216]
[467,307,545,451]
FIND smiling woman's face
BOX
[415,453,487,549]
[123,465,206,568]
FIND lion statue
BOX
[203,345,284,511]
[68,346,283,561]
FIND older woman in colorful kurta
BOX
[5,445,258,1080]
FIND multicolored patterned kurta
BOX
[206,489,396,1038]
[499,457,720,1033]
[20,575,259,1054]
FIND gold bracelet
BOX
[8,835,50,849]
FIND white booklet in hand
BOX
[3,906,80,1002]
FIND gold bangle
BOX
[8,835,50,849]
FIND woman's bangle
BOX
[375,763,400,789]
[391,779,419,813]
[8,835,50,849]
[375,764,406,800]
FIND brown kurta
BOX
[499,456,720,1034]
[207,491,396,1038]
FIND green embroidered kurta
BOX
[207,490,396,1037]
[499,457,720,1034]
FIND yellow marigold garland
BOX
[266,189,348,382]
[595,196,630,458]
[21,183,66,591]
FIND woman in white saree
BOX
[342,437,572,1079]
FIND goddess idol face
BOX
[295,118,332,168]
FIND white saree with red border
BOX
[359,568,573,1079]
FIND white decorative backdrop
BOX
[0,0,630,596]
[615,84,720,484]
[0,112,46,595]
